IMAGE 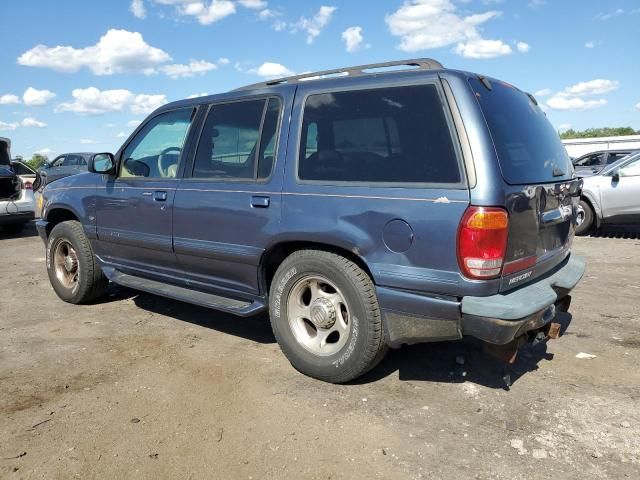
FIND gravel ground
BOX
[1,224,639,479]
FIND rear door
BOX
[468,78,580,291]
[173,92,291,296]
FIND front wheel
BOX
[269,250,387,383]
[575,200,594,236]
[46,220,108,304]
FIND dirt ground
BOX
[1,225,639,479]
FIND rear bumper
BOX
[460,255,584,344]
[0,211,34,225]
[379,254,585,347]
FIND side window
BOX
[576,153,604,167]
[298,84,460,184]
[257,97,282,180]
[193,98,276,180]
[120,108,193,179]
[619,158,640,177]
[607,152,628,165]
[52,156,65,167]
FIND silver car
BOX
[577,151,640,235]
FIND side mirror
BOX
[89,153,115,175]
[611,169,620,183]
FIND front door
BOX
[601,155,640,224]
[94,107,196,281]
[173,94,290,297]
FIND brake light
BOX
[457,207,509,279]
[24,181,33,190]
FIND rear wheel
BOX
[269,250,387,383]
[46,220,108,304]
[575,200,594,236]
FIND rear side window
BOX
[193,97,281,180]
[470,78,573,184]
[298,84,461,184]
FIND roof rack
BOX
[235,58,444,91]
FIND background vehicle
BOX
[572,149,636,176]
[1,138,36,233]
[36,59,584,383]
[577,151,640,235]
[39,152,93,186]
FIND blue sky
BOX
[1,0,639,159]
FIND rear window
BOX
[470,78,573,185]
[298,84,461,184]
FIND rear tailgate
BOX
[468,77,580,291]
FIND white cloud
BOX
[157,0,237,25]
[130,0,146,18]
[55,87,167,115]
[516,41,530,53]
[455,39,512,58]
[186,93,209,99]
[21,117,47,128]
[116,132,128,138]
[386,0,511,59]
[558,79,619,97]
[238,0,267,9]
[127,120,143,127]
[294,6,336,44]
[23,87,56,106]
[35,148,55,156]
[534,88,551,97]
[0,117,48,130]
[218,57,230,65]
[80,139,97,144]
[342,26,368,53]
[546,96,607,111]
[18,29,171,75]
[596,9,624,21]
[584,41,595,49]
[0,94,21,105]
[258,8,279,20]
[273,19,287,31]
[160,59,217,78]
[635,101,640,111]
[254,62,294,78]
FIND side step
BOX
[104,268,266,317]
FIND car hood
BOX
[43,170,96,191]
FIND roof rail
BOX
[234,58,444,91]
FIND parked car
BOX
[572,149,636,176]
[38,152,93,186]
[576,151,640,235]
[0,138,36,232]
[36,58,585,383]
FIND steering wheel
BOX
[157,147,182,177]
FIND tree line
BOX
[560,127,640,139]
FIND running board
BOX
[104,268,266,317]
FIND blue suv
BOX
[37,59,585,383]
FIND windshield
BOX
[469,77,573,185]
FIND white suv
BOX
[1,138,36,233]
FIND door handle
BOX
[250,195,270,208]
[153,191,168,202]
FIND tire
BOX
[575,199,594,236]
[269,250,387,383]
[46,220,108,304]
[2,222,25,234]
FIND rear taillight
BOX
[457,206,509,279]
[24,181,33,190]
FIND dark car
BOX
[36,59,585,383]
[38,152,93,186]
[572,149,636,176]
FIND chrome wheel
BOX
[286,275,351,356]
[575,204,585,226]
[53,239,79,290]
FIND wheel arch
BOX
[260,240,375,295]
[45,206,80,235]
[580,193,601,228]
